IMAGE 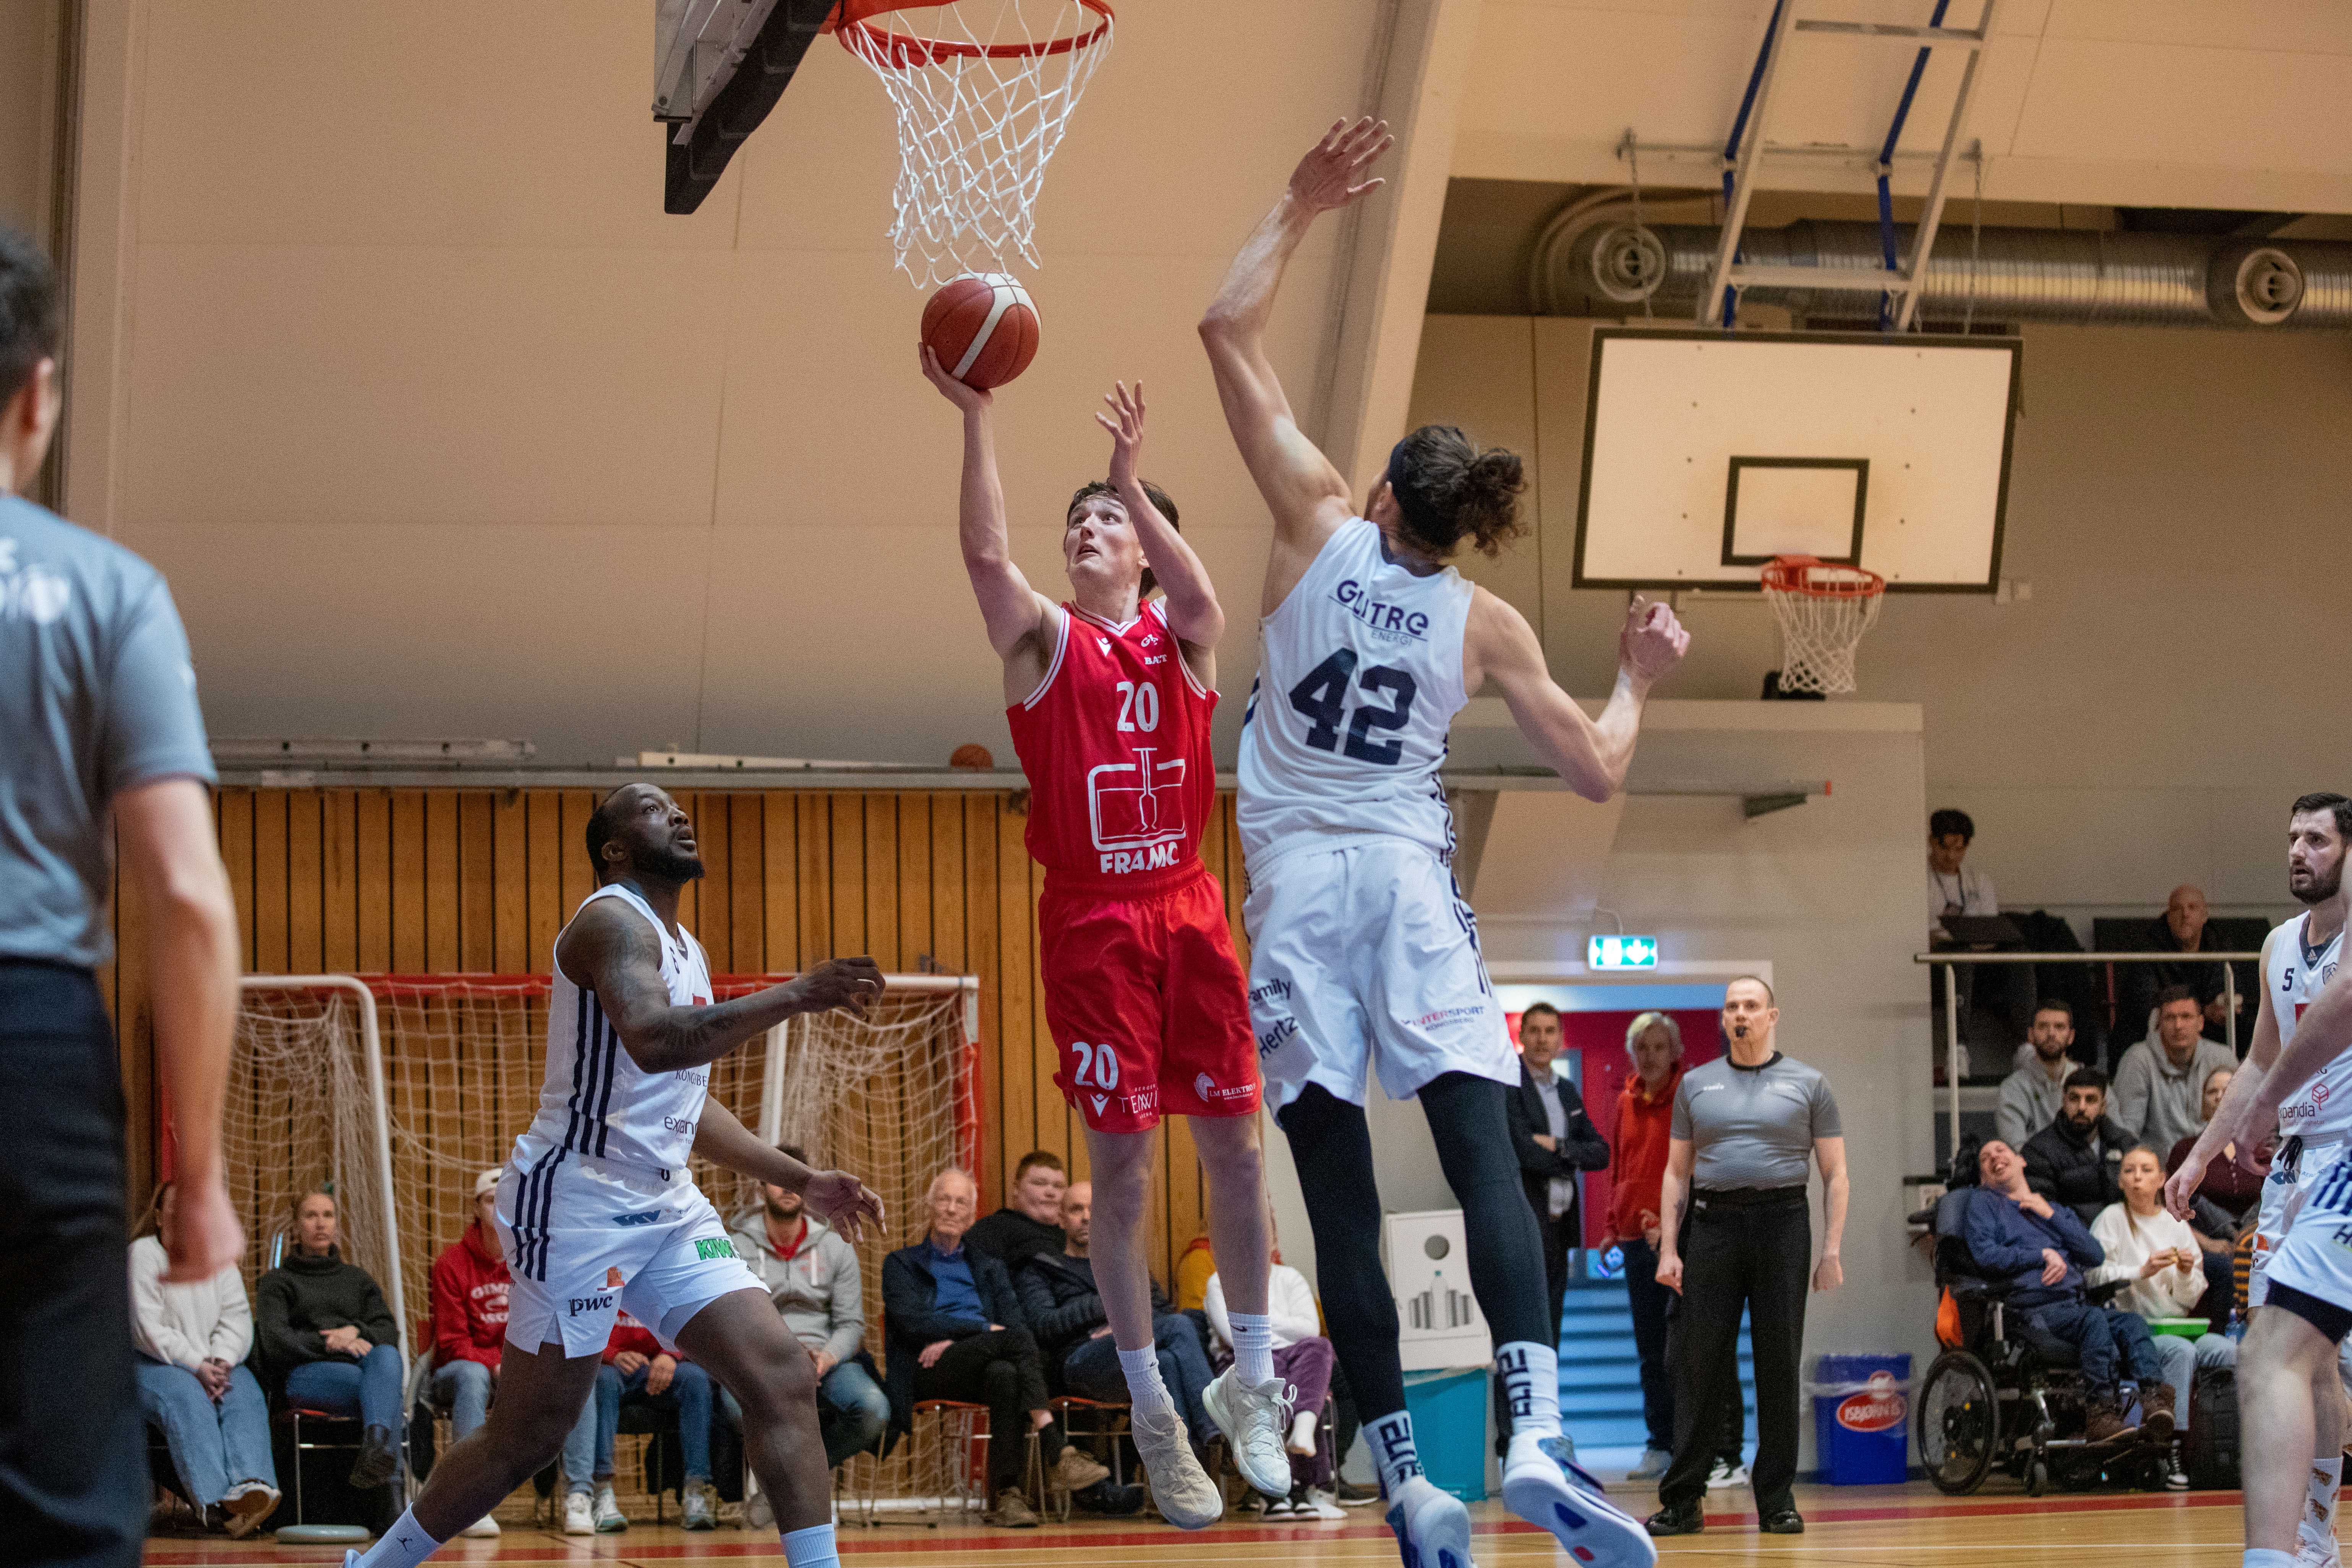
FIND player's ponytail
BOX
[1387,424,1527,560]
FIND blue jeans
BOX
[283,1343,405,1432]
[1063,1314,1216,1449]
[597,1361,713,1484]
[431,1359,494,1442]
[2148,1326,2237,1403]
[2023,1300,2166,1394]
[560,1378,602,1496]
[818,1361,890,1468]
[136,1359,277,1506]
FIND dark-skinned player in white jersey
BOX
[1200,119,1688,1568]
[918,347,1289,1527]
[349,783,885,1568]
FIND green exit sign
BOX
[1588,935,1659,970]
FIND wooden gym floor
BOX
[139,1485,2263,1568]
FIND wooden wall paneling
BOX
[491,791,528,973]
[994,801,1033,1197]
[728,795,764,975]
[525,791,565,972]
[762,797,798,973]
[963,796,1001,1201]
[252,790,289,974]
[896,795,932,971]
[863,795,898,971]
[559,790,598,936]
[929,795,964,975]
[459,794,495,971]
[322,790,359,973]
[415,792,451,972]
[829,795,866,959]
[358,791,392,972]
[796,796,831,963]
[686,792,727,961]
[287,790,324,973]
[217,789,256,971]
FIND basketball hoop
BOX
[1760,555,1885,696]
[830,0,1114,287]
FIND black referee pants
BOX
[0,961,144,1568]
[1658,1188,1811,1514]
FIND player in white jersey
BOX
[349,784,884,1568]
[2169,793,2352,1568]
[1201,119,1686,1568]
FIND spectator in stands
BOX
[727,1145,888,1476]
[425,1168,543,1539]
[1927,808,1995,939]
[1927,808,2032,1068]
[2021,1069,2131,1224]
[882,1168,1108,1527]
[594,1311,720,1531]
[963,1151,1068,1275]
[1172,1234,1215,1313]
[2117,886,2254,1046]
[2113,987,2237,1149]
[1999,1002,2085,1149]
[129,1180,279,1536]
[2168,1067,2265,1313]
[255,1190,402,1492]
[1204,1214,1343,1519]
[2090,1144,2236,1484]
[1964,1140,2173,1445]
[1507,1001,1610,1359]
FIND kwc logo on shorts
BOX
[694,1237,736,1262]
[1835,1372,1908,1433]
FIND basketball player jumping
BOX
[1200,119,1686,1568]
[2169,793,2352,1568]
[917,349,1289,1526]
[349,784,885,1568]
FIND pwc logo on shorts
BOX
[1835,1372,1908,1433]
[1332,579,1430,643]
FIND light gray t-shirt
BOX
[1,496,214,969]
[1671,1051,1842,1190]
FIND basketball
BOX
[921,272,1040,390]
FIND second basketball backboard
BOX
[1574,329,2021,593]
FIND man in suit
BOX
[1505,1002,1608,1443]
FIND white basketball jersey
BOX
[1238,517,1474,869]
[513,884,716,1179]
[2272,911,2349,1142]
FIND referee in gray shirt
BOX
[1644,977,1846,1538]
[1,226,244,1568]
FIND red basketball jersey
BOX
[1006,600,1217,894]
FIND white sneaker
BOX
[593,1485,629,1533]
[1204,1369,1295,1499]
[1130,1400,1222,1530]
[1300,1489,1348,1521]
[1502,1435,1657,1568]
[682,1481,719,1531]
[1706,1458,1749,1491]
[1261,1493,1296,1519]
[1385,1476,1473,1568]
[562,1492,595,1536]
[458,1515,501,1538]
[2298,1531,2344,1568]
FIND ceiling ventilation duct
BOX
[1556,220,2352,330]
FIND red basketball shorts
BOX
[1039,864,1261,1134]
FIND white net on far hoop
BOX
[835,0,1114,287]
[1761,555,1885,696]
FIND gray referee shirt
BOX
[1671,1052,1842,1191]
[0,495,214,970]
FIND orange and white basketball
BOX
[921,272,1040,391]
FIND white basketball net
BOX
[837,1,1113,287]
[1762,558,1884,696]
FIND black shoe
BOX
[1646,1500,1704,1536]
[1333,1478,1381,1506]
[348,1424,399,1490]
[1759,1509,1805,1534]
[1072,1479,1147,1517]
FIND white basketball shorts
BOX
[494,1147,763,1358]
[2260,1139,2352,1322]
[1244,834,1517,1111]
[2252,1135,2347,1309]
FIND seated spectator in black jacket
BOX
[254,1190,402,1490]
[882,1168,1109,1526]
[1505,1002,1610,1353]
[2020,1069,2130,1224]
[962,1151,1069,1275]
[1018,1181,1215,1451]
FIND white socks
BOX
[1118,1343,1178,1420]
[1368,1410,1423,1497]
[1229,1312,1276,1386]
[1497,1340,1562,1440]
[2307,1458,2344,1551]
[355,1508,441,1568]
[782,1523,839,1568]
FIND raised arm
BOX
[919,344,1060,701]
[690,1096,884,1242]
[1199,119,1391,573]
[1468,590,1688,802]
[558,898,882,1075]
[1096,379,1222,669]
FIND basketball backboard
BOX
[1573,329,2021,593]
[655,0,835,215]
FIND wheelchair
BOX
[1914,1188,2172,1496]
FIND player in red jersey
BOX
[921,347,1288,1527]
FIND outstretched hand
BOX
[802,1170,886,1243]
[918,342,992,413]
[1620,595,1690,680]
[788,957,885,1020]
[1289,117,1394,215]
[1095,380,1146,492]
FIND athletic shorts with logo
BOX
[495,1147,763,1357]
[1245,834,1517,1111]
[1040,862,1259,1135]
[2251,1135,2347,1308]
